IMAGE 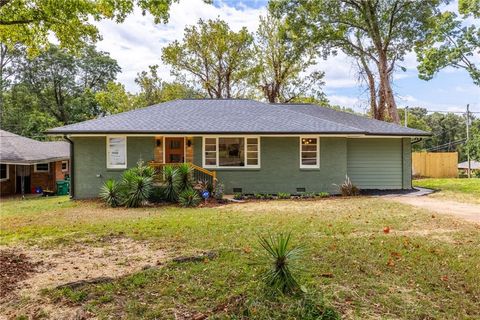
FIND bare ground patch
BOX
[0,237,170,319]
[391,196,480,223]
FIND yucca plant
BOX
[177,163,193,192]
[122,169,154,208]
[99,179,123,207]
[162,165,180,202]
[178,188,201,207]
[258,232,302,295]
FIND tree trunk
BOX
[378,53,400,123]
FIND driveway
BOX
[390,195,480,223]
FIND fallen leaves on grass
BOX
[0,250,42,297]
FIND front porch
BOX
[148,136,216,185]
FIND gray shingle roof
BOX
[0,130,70,164]
[47,99,429,136]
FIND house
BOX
[0,130,70,197]
[458,160,480,174]
[47,99,429,199]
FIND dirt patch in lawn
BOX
[0,237,169,319]
[0,251,43,298]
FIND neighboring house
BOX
[458,160,480,174]
[47,99,429,199]
[0,130,70,197]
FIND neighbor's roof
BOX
[47,99,430,136]
[0,130,70,164]
[458,160,480,170]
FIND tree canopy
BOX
[253,14,326,103]
[0,0,179,54]
[162,18,255,99]
[270,0,448,123]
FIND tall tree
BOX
[253,14,326,103]
[415,9,480,85]
[0,0,180,54]
[271,0,446,123]
[162,19,255,98]
[16,44,120,123]
[134,65,202,107]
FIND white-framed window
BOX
[106,136,127,169]
[34,163,50,172]
[300,137,320,169]
[0,164,9,181]
[61,160,69,172]
[202,136,260,169]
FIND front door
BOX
[165,137,185,163]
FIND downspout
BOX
[64,135,74,199]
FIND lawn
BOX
[1,196,479,319]
[413,178,480,204]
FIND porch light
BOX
[187,139,192,147]
[156,139,162,147]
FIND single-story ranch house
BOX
[0,130,70,197]
[47,99,429,199]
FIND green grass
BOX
[414,178,480,204]
[1,196,480,319]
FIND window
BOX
[203,137,260,168]
[61,161,69,172]
[300,137,319,168]
[35,163,50,172]
[0,164,8,181]
[107,136,127,169]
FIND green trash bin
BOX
[56,180,69,196]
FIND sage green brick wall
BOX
[193,137,348,194]
[72,136,155,199]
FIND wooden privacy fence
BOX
[412,152,458,178]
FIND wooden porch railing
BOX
[148,161,217,186]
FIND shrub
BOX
[122,168,154,208]
[130,160,156,178]
[300,192,316,199]
[317,192,330,198]
[233,193,244,200]
[255,193,264,200]
[337,175,360,196]
[263,194,274,200]
[177,163,193,192]
[149,186,167,202]
[162,165,180,202]
[277,192,291,199]
[178,188,201,207]
[214,182,224,200]
[258,232,302,294]
[99,179,123,207]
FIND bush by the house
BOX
[213,182,224,200]
[162,165,181,202]
[277,192,291,199]
[99,161,154,208]
[177,163,193,192]
[300,192,316,199]
[337,175,360,196]
[233,193,244,200]
[258,232,302,295]
[317,192,330,198]
[178,188,202,207]
[99,179,123,207]
[122,168,154,208]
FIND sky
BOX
[94,0,480,114]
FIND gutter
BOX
[64,135,74,199]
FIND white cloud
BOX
[94,0,266,92]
